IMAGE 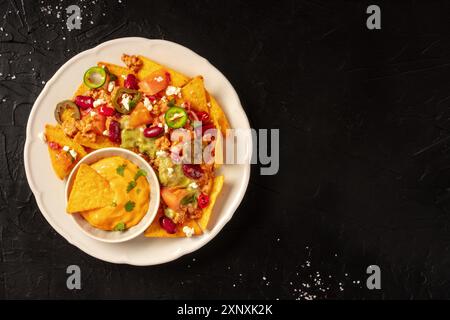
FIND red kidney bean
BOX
[198,193,210,209]
[143,126,164,138]
[182,164,203,179]
[124,74,139,90]
[159,216,177,234]
[196,111,210,122]
[108,120,121,143]
[75,95,94,109]
[98,105,115,116]
[202,122,216,135]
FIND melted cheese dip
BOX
[81,156,150,231]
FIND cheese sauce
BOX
[81,156,150,231]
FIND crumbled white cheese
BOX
[69,149,77,159]
[103,130,109,136]
[93,98,105,108]
[165,86,181,96]
[155,76,164,82]
[62,145,70,152]
[157,123,163,128]
[107,81,115,92]
[164,123,169,133]
[188,182,198,189]
[139,126,145,132]
[207,102,211,107]
[143,97,153,111]
[90,111,97,117]
[38,131,47,143]
[121,94,131,111]
[182,226,195,238]
[156,150,168,157]
[167,167,174,176]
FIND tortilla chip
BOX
[66,164,113,213]
[47,147,74,180]
[197,175,224,230]
[45,125,87,179]
[97,62,130,87]
[181,76,209,113]
[207,93,230,137]
[73,133,117,149]
[137,55,189,87]
[144,212,203,238]
[73,83,90,99]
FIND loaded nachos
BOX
[42,54,229,237]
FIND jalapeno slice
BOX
[83,66,107,89]
[165,106,188,129]
[54,100,80,124]
[112,88,141,114]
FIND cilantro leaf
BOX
[127,180,137,193]
[113,222,126,231]
[116,164,127,176]
[134,169,147,181]
[124,201,135,212]
[181,193,198,206]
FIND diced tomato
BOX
[161,187,189,212]
[138,69,169,95]
[48,141,61,150]
[198,193,210,209]
[128,102,153,128]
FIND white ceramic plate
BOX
[24,37,252,266]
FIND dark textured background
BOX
[2,0,450,299]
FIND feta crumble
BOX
[107,81,115,92]
[69,149,77,159]
[182,226,195,238]
[156,150,168,157]
[121,94,131,111]
[165,86,181,96]
[62,145,70,152]
[164,123,169,133]
[143,97,153,111]
[188,182,198,189]
[103,130,109,136]
[90,111,97,117]
[93,98,105,108]
[155,76,164,82]
[167,167,174,176]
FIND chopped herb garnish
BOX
[116,164,127,176]
[168,99,176,108]
[127,180,137,193]
[134,169,147,181]
[113,222,126,231]
[181,193,198,206]
[124,201,135,212]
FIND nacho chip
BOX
[97,62,130,87]
[137,55,189,87]
[181,76,208,113]
[45,124,87,179]
[73,83,90,99]
[197,175,224,230]
[73,132,117,150]
[66,164,113,213]
[144,212,203,238]
[207,93,230,137]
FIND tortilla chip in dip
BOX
[78,156,150,231]
[66,164,113,213]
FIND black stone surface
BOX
[2,0,450,299]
